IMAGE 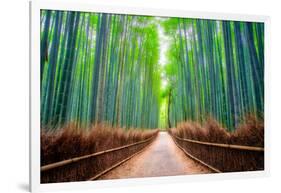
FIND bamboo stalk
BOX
[41,135,156,172]
[172,134,264,152]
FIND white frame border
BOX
[30,0,271,192]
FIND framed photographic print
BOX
[30,0,270,192]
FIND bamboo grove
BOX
[40,10,264,131]
[40,10,161,130]
[162,18,264,130]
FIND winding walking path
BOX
[100,132,212,180]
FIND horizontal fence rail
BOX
[88,139,154,181]
[41,133,158,183]
[170,133,264,173]
[172,135,264,152]
[170,134,221,173]
[41,135,155,172]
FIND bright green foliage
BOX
[41,10,264,131]
[40,10,161,130]
[162,18,264,130]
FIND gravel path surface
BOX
[100,132,212,180]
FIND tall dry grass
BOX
[41,124,158,183]
[169,115,264,172]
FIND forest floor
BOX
[99,132,212,180]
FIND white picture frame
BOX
[30,0,270,192]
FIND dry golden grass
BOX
[169,115,264,172]
[231,115,264,147]
[41,123,158,183]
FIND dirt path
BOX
[100,132,212,180]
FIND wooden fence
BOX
[41,134,157,183]
[170,133,264,173]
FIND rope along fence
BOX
[170,133,264,172]
[41,134,157,183]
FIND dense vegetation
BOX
[41,10,264,131]
[41,10,161,130]
[162,18,264,130]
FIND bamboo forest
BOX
[41,10,264,130]
[40,10,264,182]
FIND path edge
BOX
[88,133,159,180]
[169,133,221,173]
